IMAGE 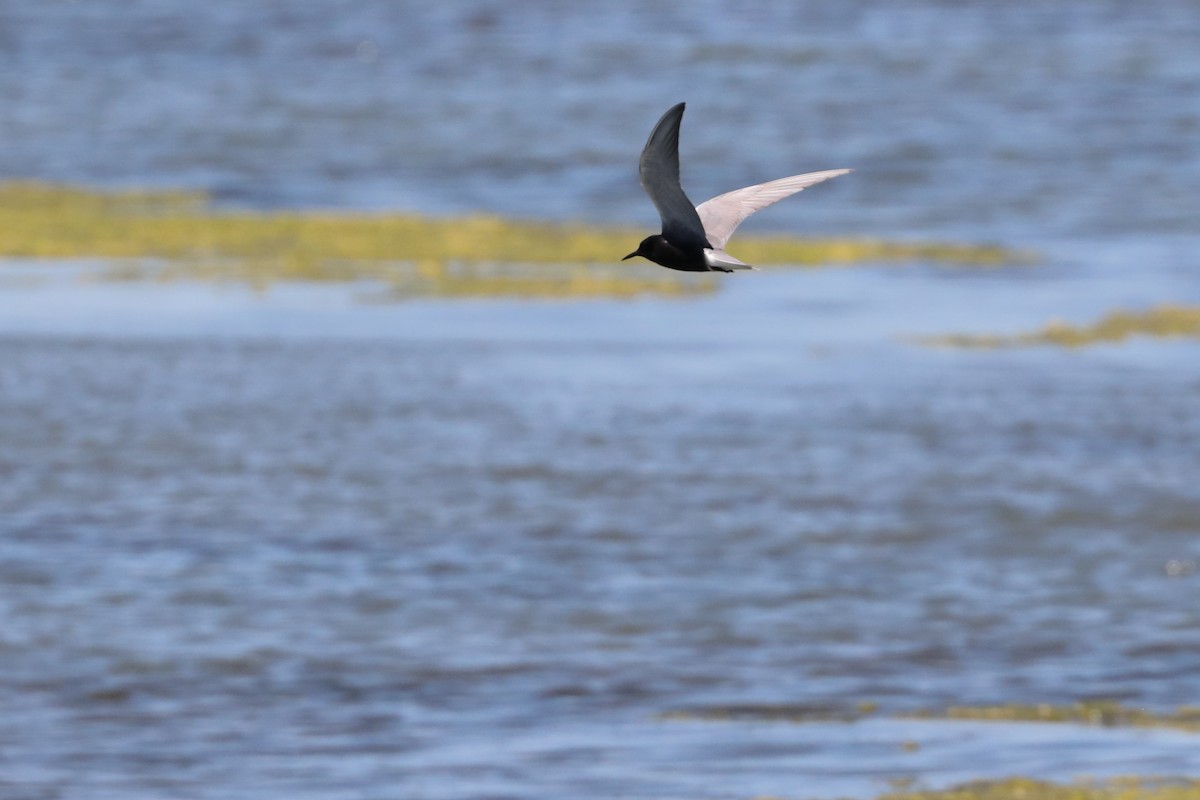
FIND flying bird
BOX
[623,102,851,272]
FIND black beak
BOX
[622,251,638,261]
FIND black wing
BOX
[638,102,711,250]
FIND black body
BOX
[624,103,725,272]
[622,234,723,272]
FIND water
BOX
[2,2,1200,799]
[5,1,1199,239]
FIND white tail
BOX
[705,249,756,271]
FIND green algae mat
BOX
[923,305,1200,348]
[0,182,1012,299]
[876,778,1200,800]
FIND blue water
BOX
[6,1,1199,240]
[2,3,1200,799]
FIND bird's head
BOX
[622,235,663,262]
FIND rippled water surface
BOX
[6,1,1200,240]
[2,2,1200,799]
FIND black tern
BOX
[623,102,851,272]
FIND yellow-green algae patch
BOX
[923,305,1200,348]
[901,702,1200,733]
[0,182,1015,299]
[878,777,1200,800]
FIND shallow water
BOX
[2,2,1200,799]
[3,253,1200,798]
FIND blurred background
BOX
[1,2,1199,799]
